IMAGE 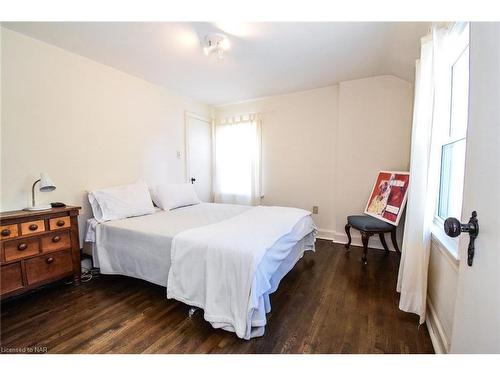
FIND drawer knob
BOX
[29,224,38,231]
[45,257,54,264]
[18,243,28,251]
[52,235,61,243]
[56,220,65,227]
[1,229,11,236]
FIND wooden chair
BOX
[344,215,401,264]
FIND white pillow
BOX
[155,183,201,210]
[149,185,160,207]
[88,181,155,222]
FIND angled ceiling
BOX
[2,22,429,105]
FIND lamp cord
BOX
[80,267,100,283]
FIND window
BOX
[437,44,469,220]
[433,23,470,255]
[214,115,261,205]
[216,121,257,196]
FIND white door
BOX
[449,23,500,353]
[185,112,213,202]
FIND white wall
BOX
[215,76,414,247]
[0,28,210,237]
[450,22,500,354]
[334,76,413,246]
[426,239,459,353]
[216,86,339,233]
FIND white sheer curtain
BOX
[214,115,262,205]
[397,27,447,324]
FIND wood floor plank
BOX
[0,240,434,354]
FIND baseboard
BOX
[316,229,390,251]
[426,295,449,354]
[316,229,335,241]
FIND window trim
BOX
[431,216,459,260]
[448,45,469,139]
[431,230,460,270]
[431,23,470,261]
[436,138,466,221]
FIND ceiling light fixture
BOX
[203,33,230,59]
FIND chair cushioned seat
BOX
[347,215,394,231]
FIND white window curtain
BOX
[214,114,262,205]
[397,26,449,324]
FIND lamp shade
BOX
[39,172,56,192]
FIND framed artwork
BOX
[364,171,410,226]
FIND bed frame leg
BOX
[188,306,199,318]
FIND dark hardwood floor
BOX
[0,240,434,354]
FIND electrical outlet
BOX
[312,206,319,214]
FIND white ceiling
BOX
[3,22,429,105]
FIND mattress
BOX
[88,203,315,287]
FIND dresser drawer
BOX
[41,231,71,253]
[1,224,18,240]
[1,262,24,295]
[0,206,81,299]
[20,220,46,236]
[25,250,73,285]
[49,216,71,230]
[4,237,40,262]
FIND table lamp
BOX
[26,172,56,211]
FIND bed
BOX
[85,202,316,339]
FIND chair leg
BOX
[379,232,390,254]
[345,224,352,250]
[390,228,401,256]
[361,231,370,265]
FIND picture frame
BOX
[364,171,410,226]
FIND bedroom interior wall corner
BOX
[215,77,414,245]
[214,86,339,235]
[334,75,414,246]
[0,28,212,242]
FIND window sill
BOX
[431,220,460,268]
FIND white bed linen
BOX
[88,203,316,338]
[168,206,314,339]
[88,181,155,222]
[91,203,249,286]
[153,183,201,210]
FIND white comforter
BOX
[166,205,312,339]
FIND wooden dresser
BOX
[0,206,81,299]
